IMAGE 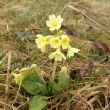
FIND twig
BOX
[58,5,67,15]
[0,101,16,110]
[59,4,110,34]
[17,99,29,109]
[104,103,110,110]
[9,82,22,110]
[4,51,11,110]
[0,53,10,65]
[6,24,9,33]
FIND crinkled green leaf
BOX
[17,64,48,95]
[29,95,47,110]
[52,67,69,94]
[58,67,69,89]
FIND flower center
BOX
[54,39,59,43]
[41,39,45,43]
[62,38,68,43]
[52,22,57,27]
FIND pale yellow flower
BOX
[40,46,46,53]
[35,34,47,52]
[13,73,23,85]
[49,37,61,48]
[67,45,80,58]
[60,35,70,49]
[49,48,66,61]
[46,14,63,31]
[35,34,46,48]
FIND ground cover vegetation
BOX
[0,0,110,110]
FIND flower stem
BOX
[52,60,57,82]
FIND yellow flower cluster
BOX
[35,14,80,62]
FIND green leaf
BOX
[29,95,47,110]
[52,67,70,94]
[38,83,48,95]
[52,83,62,94]
[21,64,48,95]
[13,64,48,95]
[15,30,33,41]
[47,78,53,95]
[58,67,69,89]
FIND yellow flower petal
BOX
[56,15,63,23]
[35,34,46,47]
[35,34,47,52]
[49,37,60,48]
[49,48,66,61]
[46,20,51,27]
[49,14,56,21]
[72,48,80,53]
[41,46,46,53]
[60,35,70,49]
[67,46,80,58]
[13,73,22,85]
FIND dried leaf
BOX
[70,68,84,81]
[88,21,93,29]
[94,41,110,54]
[61,23,77,36]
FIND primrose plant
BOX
[13,14,80,110]
[35,14,80,81]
